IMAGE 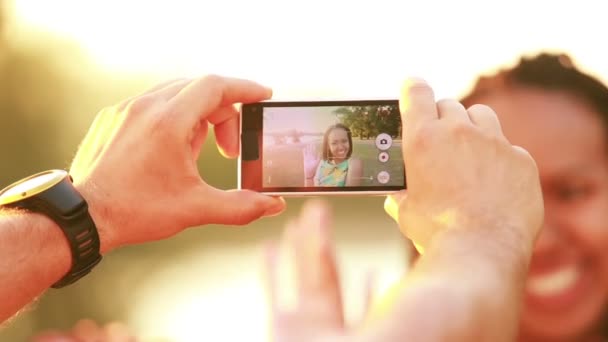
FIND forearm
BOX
[0,209,71,323]
[371,226,533,341]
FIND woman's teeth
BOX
[527,266,581,296]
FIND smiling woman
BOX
[460,53,608,341]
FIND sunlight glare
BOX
[12,0,608,98]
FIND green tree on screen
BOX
[333,105,401,139]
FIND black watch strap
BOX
[0,170,103,288]
[51,201,102,288]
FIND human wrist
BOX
[0,209,75,295]
[427,221,534,279]
[3,209,73,274]
[75,181,115,255]
[413,224,532,339]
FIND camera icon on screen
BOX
[375,133,392,151]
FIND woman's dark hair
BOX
[460,52,608,129]
[322,123,353,161]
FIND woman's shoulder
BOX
[348,157,363,167]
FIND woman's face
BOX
[328,128,350,161]
[478,87,608,340]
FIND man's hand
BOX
[264,79,546,342]
[70,75,286,253]
[385,78,544,254]
[374,79,545,340]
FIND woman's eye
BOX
[557,186,590,201]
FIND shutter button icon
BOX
[375,133,392,151]
[378,151,389,163]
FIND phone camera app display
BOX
[261,104,404,188]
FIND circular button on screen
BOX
[377,171,390,184]
[378,151,390,163]
[375,133,393,151]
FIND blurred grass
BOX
[265,138,404,187]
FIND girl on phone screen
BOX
[303,123,363,187]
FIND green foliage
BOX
[333,105,401,139]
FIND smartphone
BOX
[239,99,406,196]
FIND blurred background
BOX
[0,0,606,340]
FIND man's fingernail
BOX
[263,197,285,217]
[263,207,283,217]
[263,85,273,97]
[404,77,428,88]
[401,78,430,106]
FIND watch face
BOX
[0,170,68,205]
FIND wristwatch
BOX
[0,170,102,288]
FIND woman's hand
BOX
[302,144,321,180]
[263,200,348,342]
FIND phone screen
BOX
[240,100,406,194]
